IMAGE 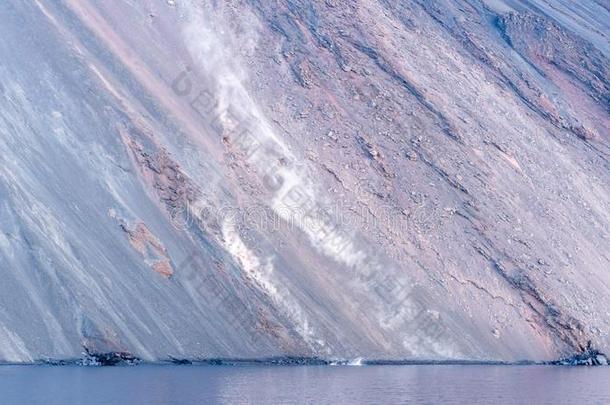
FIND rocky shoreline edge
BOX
[1,350,607,368]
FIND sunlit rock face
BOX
[0,0,608,363]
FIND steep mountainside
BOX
[0,0,608,363]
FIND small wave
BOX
[347,357,364,366]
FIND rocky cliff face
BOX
[0,0,608,363]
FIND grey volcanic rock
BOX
[0,0,608,363]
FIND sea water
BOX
[0,364,609,404]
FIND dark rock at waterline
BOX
[551,343,609,366]
[168,357,193,365]
[81,349,140,367]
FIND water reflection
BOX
[0,365,608,404]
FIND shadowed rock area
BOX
[0,0,608,364]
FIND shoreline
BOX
[0,356,606,367]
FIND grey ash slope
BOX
[0,0,608,363]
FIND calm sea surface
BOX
[1,364,609,404]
